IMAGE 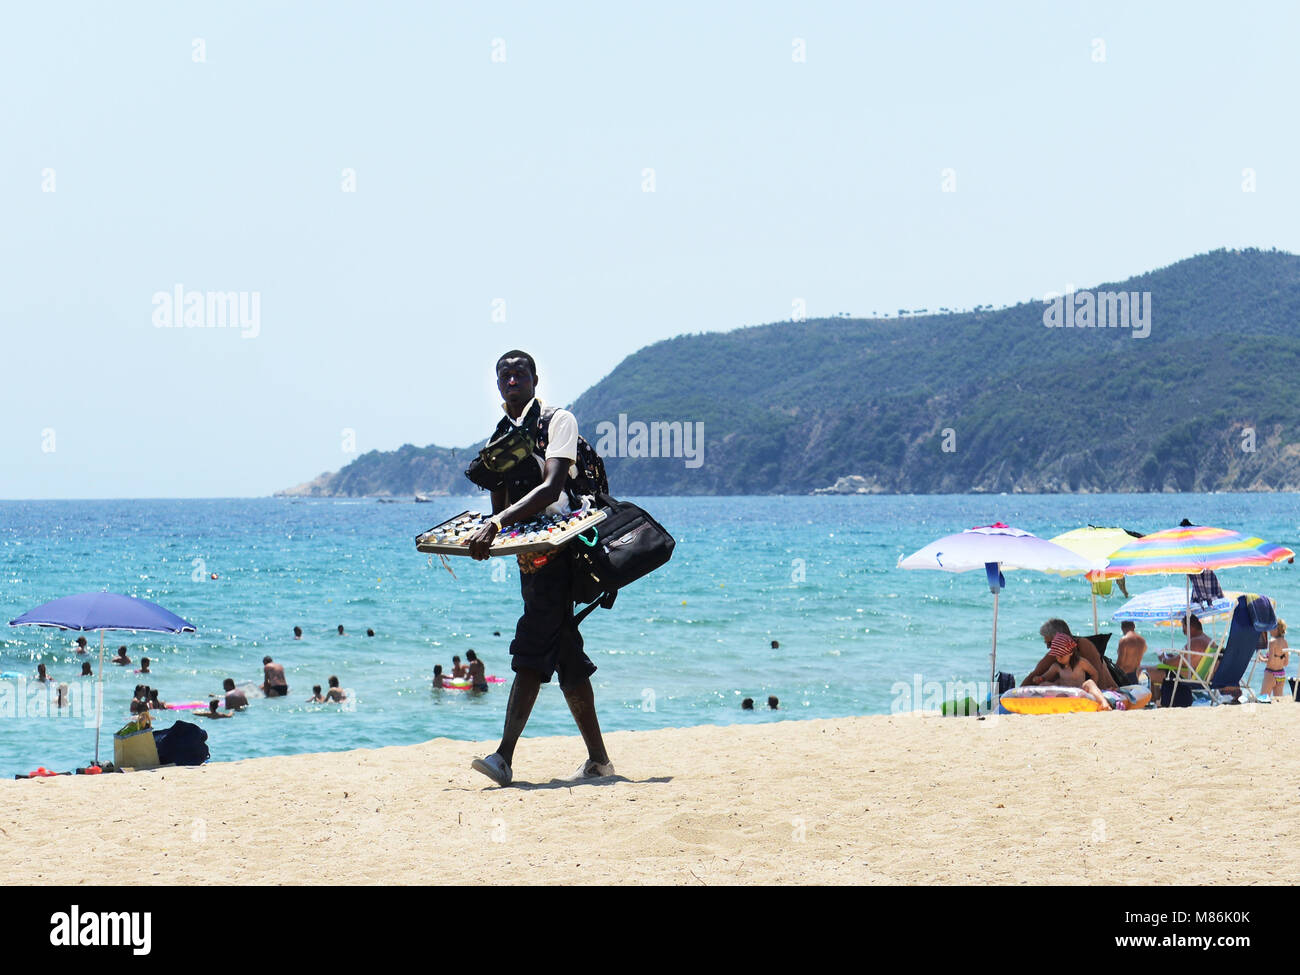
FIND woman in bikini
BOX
[1259,619,1289,700]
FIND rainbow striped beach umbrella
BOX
[1092,526,1293,581]
[1091,525,1293,651]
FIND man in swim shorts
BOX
[262,656,289,697]
[466,350,613,787]
[1115,621,1147,685]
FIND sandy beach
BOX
[3,705,1298,886]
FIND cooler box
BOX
[113,728,160,770]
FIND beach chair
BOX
[1157,645,1219,707]
[1167,596,1257,705]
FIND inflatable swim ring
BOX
[1000,683,1152,714]
[167,701,210,711]
[438,675,502,691]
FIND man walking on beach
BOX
[466,350,613,787]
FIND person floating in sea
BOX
[262,656,289,697]
[451,655,466,679]
[80,662,93,677]
[742,698,754,710]
[112,646,131,666]
[468,350,613,787]
[337,624,346,636]
[74,636,89,655]
[432,665,447,689]
[767,696,779,710]
[35,663,50,683]
[293,626,303,640]
[147,688,167,710]
[1260,619,1289,699]
[136,656,151,675]
[306,684,325,703]
[366,629,375,637]
[196,700,233,720]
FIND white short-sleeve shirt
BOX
[503,398,579,515]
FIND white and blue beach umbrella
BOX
[899,523,1100,698]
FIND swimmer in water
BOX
[80,662,93,677]
[324,675,347,703]
[112,646,131,666]
[432,665,447,689]
[75,636,89,655]
[35,663,50,683]
[262,656,289,697]
[451,655,466,679]
[337,624,346,636]
[221,678,249,710]
[137,656,151,675]
[466,650,488,692]
[294,626,303,640]
[306,684,325,703]
[195,699,232,719]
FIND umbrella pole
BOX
[990,588,999,709]
[94,629,104,766]
[1091,589,1099,635]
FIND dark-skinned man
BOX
[468,351,613,787]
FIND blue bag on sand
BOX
[153,720,209,766]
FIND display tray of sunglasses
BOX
[415,508,607,557]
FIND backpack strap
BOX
[574,590,617,628]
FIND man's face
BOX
[497,357,536,406]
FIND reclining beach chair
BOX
[1166,596,1257,705]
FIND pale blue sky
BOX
[2,1,1297,497]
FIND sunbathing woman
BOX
[1035,633,1114,710]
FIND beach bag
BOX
[570,492,675,625]
[153,720,210,766]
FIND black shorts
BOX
[1117,670,1139,686]
[509,554,596,691]
[266,684,288,698]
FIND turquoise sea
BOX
[3,495,1299,775]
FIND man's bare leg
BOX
[496,669,542,766]
[563,677,610,765]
